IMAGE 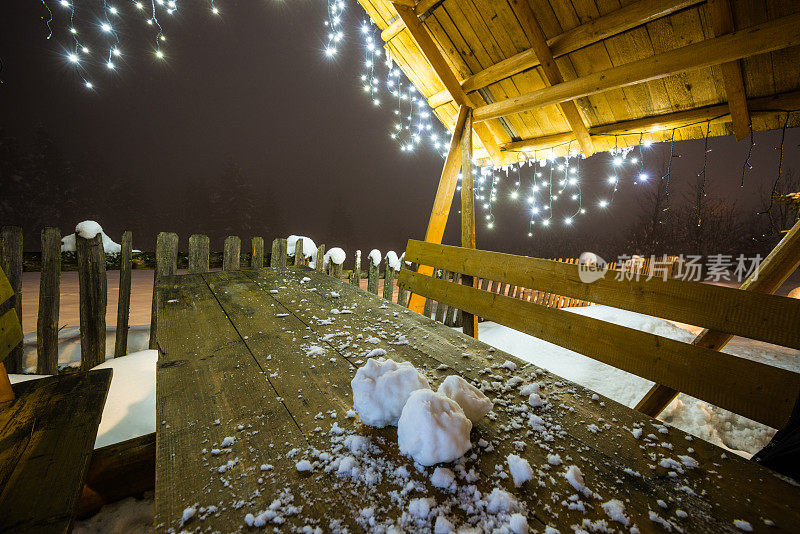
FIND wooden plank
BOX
[76,234,107,371]
[0,227,23,373]
[460,109,477,338]
[113,231,132,360]
[149,232,178,350]
[0,370,111,534]
[316,244,326,272]
[407,106,469,313]
[403,240,800,350]
[37,228,60,374]
[708,0,750,140]
[154,273,360,532]
[473,13,800,122]
[637,218,800,417]
[223,236,241,271]
[399,268,800,429]
[188,234,209,274]
[250,237,264,269]
[427,0,705,108]
[270,238,287,268]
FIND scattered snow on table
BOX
[437,375,493,423]
[351,357,430,427]
[397,389,472,466]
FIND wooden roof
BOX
[356,0,800,165]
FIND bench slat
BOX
[399,269,800,429]
[0,310,22,364]
[405,240,800,349]
[0,369,112,534]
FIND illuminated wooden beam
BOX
[473,13,800,123]
[426,0,704,109]
[708,0,751,140]
[510,0,594,156]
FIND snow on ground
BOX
[476,305,799,456]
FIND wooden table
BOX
[155,267,800,533]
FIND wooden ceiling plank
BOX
[510,0,595,155]
[426,0,703,108]
[473,13,800,122]
[392,2,502,163]
[708,0,751,140]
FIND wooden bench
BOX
[398,236,800,432]
[0,266,112,533]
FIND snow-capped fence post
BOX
[270,238,287,267]
[76,232,107,370]
[188,234,210,274]
[316,245,326,272]
[149,232,178,350]
[37,227,60,374]
[113,231,132,359]
[383,260,396,302]
[0,226,23,373]
[396,275,408,307]
[350,250,361,287]
[251,237,264,269]
[367,260,379,294]
[330,261,343,280]
[293,238,305,266]
[223,236,241,271]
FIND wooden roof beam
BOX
[708,0,751,140]
[473,13,800,123]
[510,0,594,156]
[392,2,502,164]
[425,0,704,109]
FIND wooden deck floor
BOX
[154,267,800,533]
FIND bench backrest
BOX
[1,265,23,401]
[398,239,800,429]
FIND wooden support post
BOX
[149,233,178,350]
[188,235,210,274]
[36,228,61,374]
[0,226,23,374]
[368,258,379,294]
[113,231,132,359]
[636,219,800,418]
[460,109,478,339]
[351,250,362,286]
[408,106,469,314]
[76,233,107,371]
[251,237,264,269]
[292,238,304,266]
[223,236,241,271]
[708,0,750,140]
[383,261,396,302]
[270,238,287,267]
[316,245,326,272]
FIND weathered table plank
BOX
[0,370,112,534]
[155,268,800,533]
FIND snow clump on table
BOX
[437,375,493,423]
[397,389,472,466]
[351,357,430,427]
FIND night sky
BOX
[1,0,798,258]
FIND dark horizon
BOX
[2,0,799,259]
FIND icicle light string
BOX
[740,124,755,187]
[759,111,792,235]
[694,120,712,228]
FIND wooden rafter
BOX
[509,0,594,156]
[423,0,704,109]
[708,0,751,140]
[391,2,503,164]
[473,13,800,122]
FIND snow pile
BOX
[351,357,430,427]
[397,389,472,466]
[72,494,153,534]
[437,375,493,422]
[323,247,346,268]
[385,251,401,271]
[368,249,382,267]
[286,235,317,261]
[61,221,123,254]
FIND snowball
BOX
[509,513,529,534]
[351,358,430,428]
[287,235,317,259]
[324,247,346,267]
[437,375,493,423]
[430,467,456,489]
[506,454,534,487]
[397,389,472,466]
[564,465,588,495]
[601,499,629,526]
[295,460,313,472]
[368,249,382,267]
[485,488,517,514]
[386,250,401,271]
[408,497,435,519]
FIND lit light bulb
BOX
[135,2,144,9]
[613,156,623,166]
[607,176,617,184]
[599,200,608,208]
[67,53,79,63]
[109,6,118,15]
[487,222,494,229]
[643,140,653,148]
[510,191,518,200]
[564,217,573,225]
[60,0,69,6]
[155,50,165,59]
[112,47,121,56]
[106,61,115,69]
[101,23,112,32]
[212,6,220,15]
[630,157,639,164]
[85,81,93,89]
[542,220,550,227]
[638,173,648,181]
